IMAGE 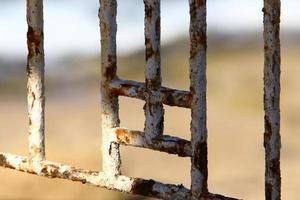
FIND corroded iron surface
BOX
[26,0,45,161]
[0,153,239,200]
[99,0,121,177]
[143,0,164,141]
[0,0,283,199]
[110,79,192,108]
[112,128,192,157]
[263,0,281,199]
[189,0,208,199]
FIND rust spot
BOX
[270,158,280,176]
[41,167,48,174]
[176,140,190,157]
[196,0,205,8]
[145,37,154,61]
[146,78,160,90]
[155,18,160,38]
[264,1,280,25]
[164,89,175,106]
[187,92,193,107]
[156,109,164,134]
[190,0,205,21]
[105,55,117,80]
[131,179,158,196]
[108,144,112,156]
[264,115,272,147]
[0,154,6,165]
[193,141,208,193]
[190,30,207,59]
[144,2,152,19]
[71,176,87,184]
[31,92,36,109]
[27,26,42,59]
[111,83,134,96]
[156,136,191,157]
[115,129,137,144]
[264,44,269,52]
[120,83,132,90]
[189,0,206,59]
[50,168,60,178]
[265,182,273,200]
[190,86,196,95]
[110,83,132,96]
[0,155,14,169]
[63,170,71,178]
[265,157,281,199]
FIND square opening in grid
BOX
[120,145,191,189]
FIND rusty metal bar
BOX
[189,0,208,199]
[0,0,249,199]
[143,0,164,140]
[263,0,281,199]
[99,0,121,177]
[26,0,45,161]
[0,152,239,200]
[111,128,191,157]
[110,79,192,108]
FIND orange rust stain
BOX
[115,129,136,144]
[27,26,42,59]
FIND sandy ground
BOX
[1,46,300,200]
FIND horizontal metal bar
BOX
[110,128,191,157]
[109,79,192,108]
[0,153,239,200]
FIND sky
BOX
[0,0,300,61]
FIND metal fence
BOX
[0,0,281,199]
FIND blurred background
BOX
[0,0,300,199]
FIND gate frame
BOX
[0,0,281,199]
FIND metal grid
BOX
[0,0,281,200]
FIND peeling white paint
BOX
[27,0,45,161]
[144,0,164,141]
[99,0,121,178]
[189,0,208,199]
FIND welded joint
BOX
[108,127,192,157]
[109,79,192,108]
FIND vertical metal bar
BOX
[99,0,121,177]
[189,0,208,199]
[26,0,45,161]
[263,0,281,199]
[143,0,164,141]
